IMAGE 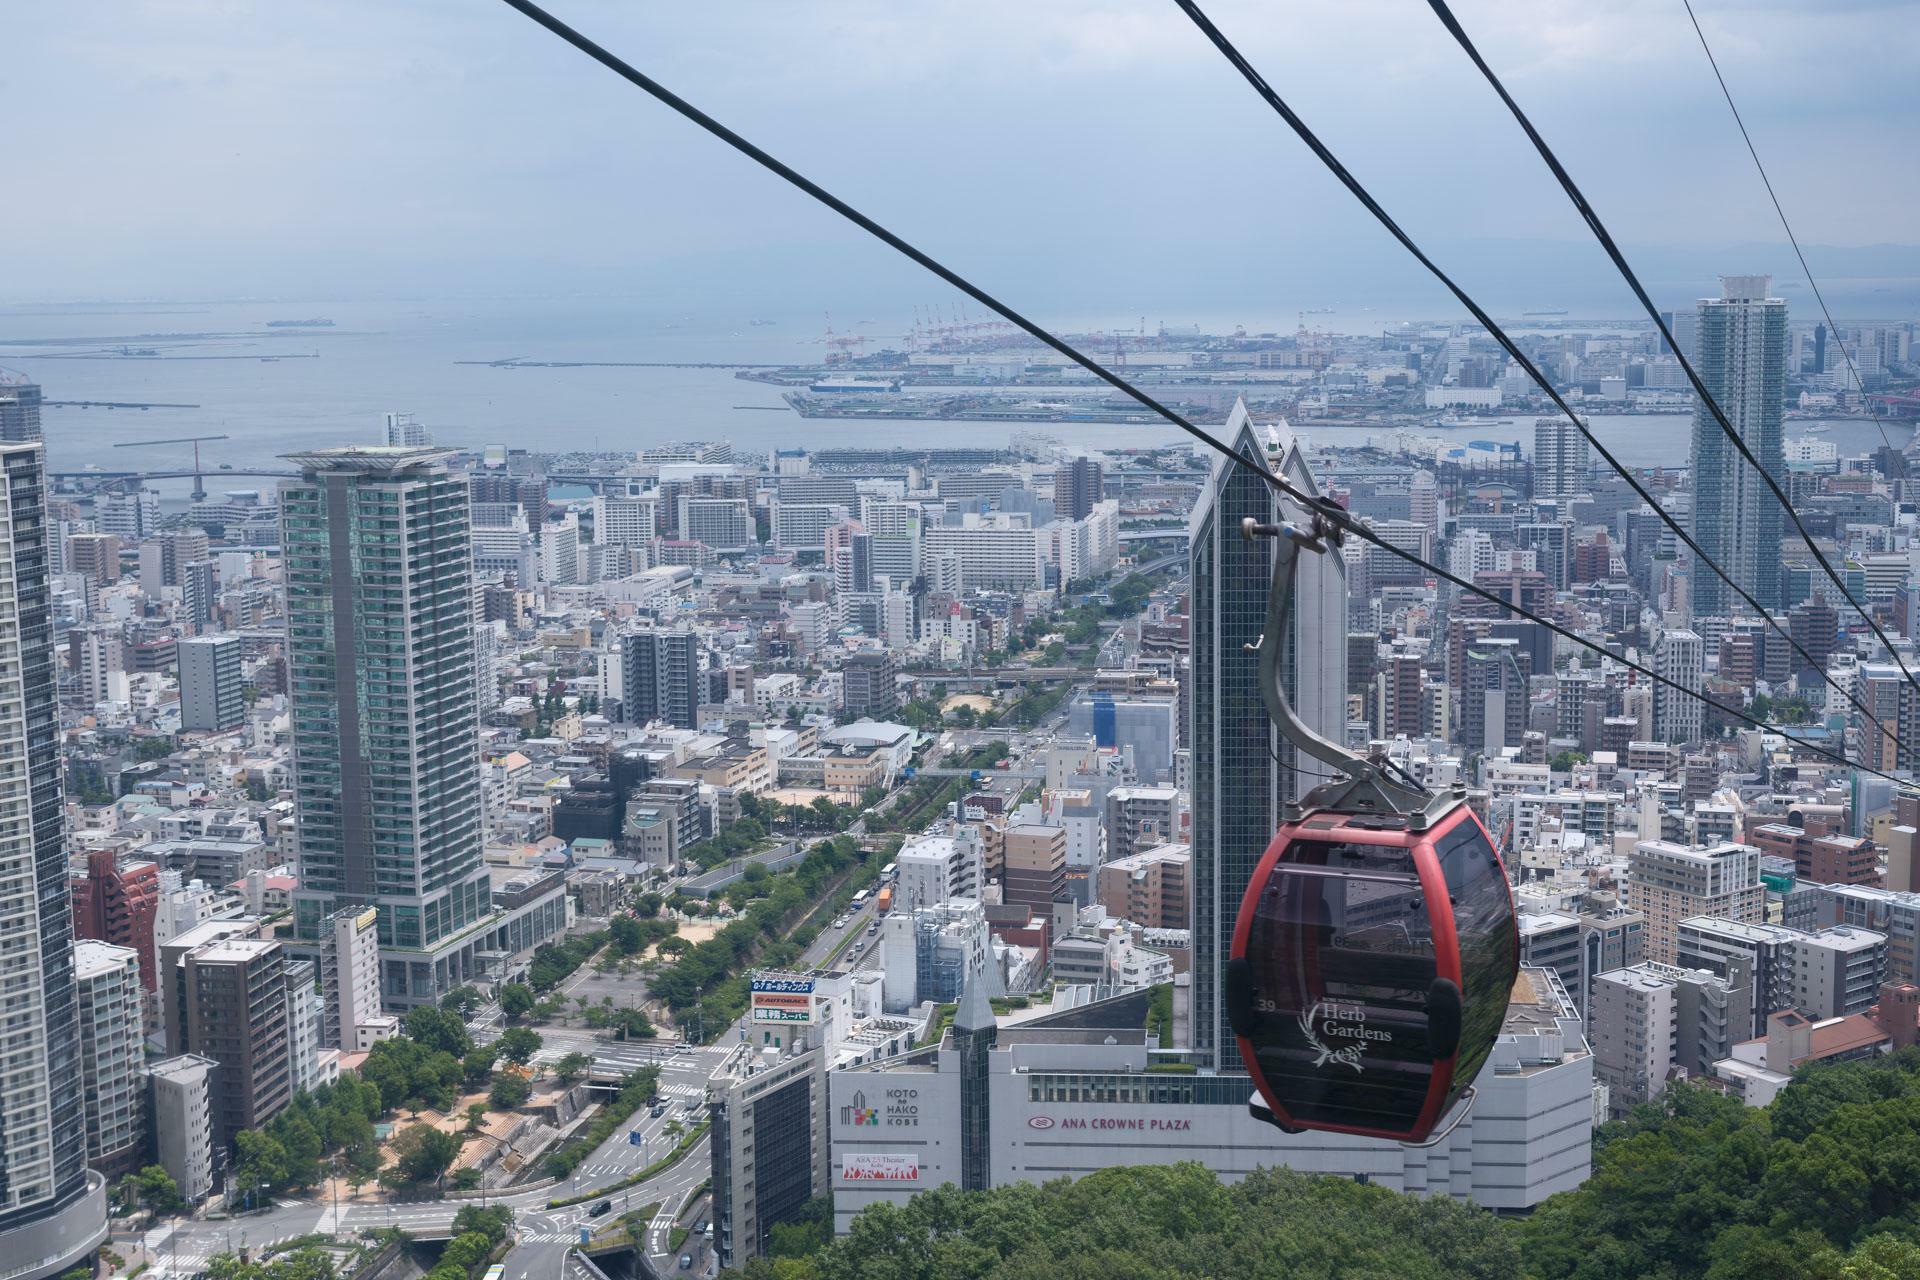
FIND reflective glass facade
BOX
[1689,281,1787,616]
[1190,408,1346,1072]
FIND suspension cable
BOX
[490,0,1905,784]
[1170,0,1904,755]
[1421,0,1920,704]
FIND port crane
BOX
[112,434,231,501]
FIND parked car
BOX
[679,1255,693,1270]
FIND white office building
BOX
[830,969,1592,1231]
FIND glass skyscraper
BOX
[284,447,493,1006]
[1688,275,1788,617]
[1189,403,1347,1073]
[0,443,106,1277]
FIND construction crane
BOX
[817,310,866,364]
[112,434,230,501]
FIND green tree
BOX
[498,983,537,1022]
[128,1164,183,1217]
[462,1045,500,1089]
[488,1073,532,1110]
[233,1129,290,1200]
[609,914,644,954]
[441,985,484,1017]
[553,1052,592,1084]
[497,1026,542,1066]
[384,1124,461,1187]
[452,1204,514,1247]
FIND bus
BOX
[483,1265,505,1280]
[851,889,871,909]
[880,862,896,881]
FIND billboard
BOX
[752,975,815,994]
[752,1007,811,1023]
[750,991,812,1010]
[841,1153,919,1182]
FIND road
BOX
[145,700,1086,1278]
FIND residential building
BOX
[1689,276,1788,615]
[1533,415,1591,500]
[0,374,42,442]
[1053,457,1104,522]
[1105,787,1181,860]
[1096,844,1191,931]
[71,849,160,998]
[619,628,701,729]
[1591,962,1751,1116]
[1653,630,1704,745]
[181,938,292,1151]
[318,907,391,1052]
[1628,839,1765,963]
[73,943,144,1177]
[283,448,498,1006]
[0,443,108,1276]
[896,831,984,913]
[178,634,246,733]
[1001,825,1067,913]
[841,651,897,718]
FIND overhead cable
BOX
[490,0,1906,783]
[1420,0,1920,702]
[1171,0,1905,749]
[1680,0,1898,458]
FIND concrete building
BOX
[178,634,245,733]
[316,907,391,1051]
[709,1041,826,1271]
[895,831,984,914]
[1096,844,1191,931]
[840,651,897,719]
[1533,415,1591,500]
[879,899,991,1013]
[72,942,145,1177]
[1105,787,1181,861]
[1689,275,1788,616]
[283,448,499,1007]
[1653,630,1704,745]
[619,628,701,729]
[71,849,160,1000]
[148,1056,217,1206]
[0,374,42,442]
[0,443,108,1277]
[1676,916,1797,1038]
[1627,839,1765,963]
[1190,402,1346,1070]
[181,938,292,1151]
[1001,825,1067,914]
[831,970,1591,1228]
[1053,457,1104,522]
[1590,963,1751,1116]
[1069,695,1177,786]
[1793,926,1888,1020]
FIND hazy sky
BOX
[6,0,1916,319]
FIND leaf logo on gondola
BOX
[1299,1001,1368,1073]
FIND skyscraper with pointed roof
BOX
[1188,401,1347,1074]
